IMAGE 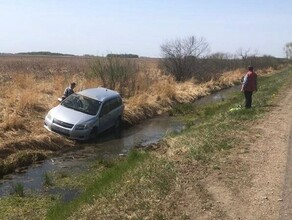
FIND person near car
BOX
[62,82,76,100]
[241,66,257,108]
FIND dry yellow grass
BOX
[122,69,243,125]
[1,112,25,131]
[217,68,245,86]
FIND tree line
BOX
[89,35,291,98]
[160,36,291,82]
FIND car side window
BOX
[99,101,111,117]
[109,98,118,111]
[111,97,122,110]
[99,97,122,117]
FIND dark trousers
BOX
[244,91,253,108]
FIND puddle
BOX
[0,85,241,199]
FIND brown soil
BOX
[177,83,292,219]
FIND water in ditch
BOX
[0,85,241,199]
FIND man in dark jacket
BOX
[241,66,257,108]
[62,82,76,100]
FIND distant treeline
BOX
[0,51,76,56]
[0,53,14,56]
[17,51,75,56]
[0,52,140,58]
[106,53,139,58]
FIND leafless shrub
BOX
[89,57,140,97]
[284,42,292,59]
[160,36,210,81]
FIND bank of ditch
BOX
[0,66,290,219]
[0,66,248,177]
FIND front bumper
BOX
[44,119,92,140]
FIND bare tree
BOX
[160,36,210,81]
[89,57,139,97]
[236,48,251,60]
[236,48,260,67]
[284,42,292,59]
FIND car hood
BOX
[49,105,96,125]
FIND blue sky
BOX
[0,0,291,58]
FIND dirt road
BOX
[280,86,292,219]
[229,84,292,220]
[180,82,292,219]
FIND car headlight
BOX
[75,122,94,130]
[46,113,52,121]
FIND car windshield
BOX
[61,93,101,115]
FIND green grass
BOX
[43,172,54,187]
[11,183,25,197]
[170,103,197,116]
[0,195,55,220]
[166,67,292,163]
[46,150,150,220]
[182,67,292,161]
[67,155,176,219]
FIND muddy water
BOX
[0,117,185,198]
[193,85,240,106]
[0,85,241,199]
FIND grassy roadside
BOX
[171,71,288,162]
[0,66,291,219]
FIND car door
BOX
[98,100,114,133]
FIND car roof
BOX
[77,87,121,102]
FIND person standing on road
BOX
[241,66,257,108]
[62,82,76,100]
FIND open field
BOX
[0,55,283,177]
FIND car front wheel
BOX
[89,126,98,140]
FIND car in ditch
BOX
[44,87,124,140]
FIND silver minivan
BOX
[44,87,124,140]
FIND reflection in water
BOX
[95,117,185,153]
[193,85,240,106]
